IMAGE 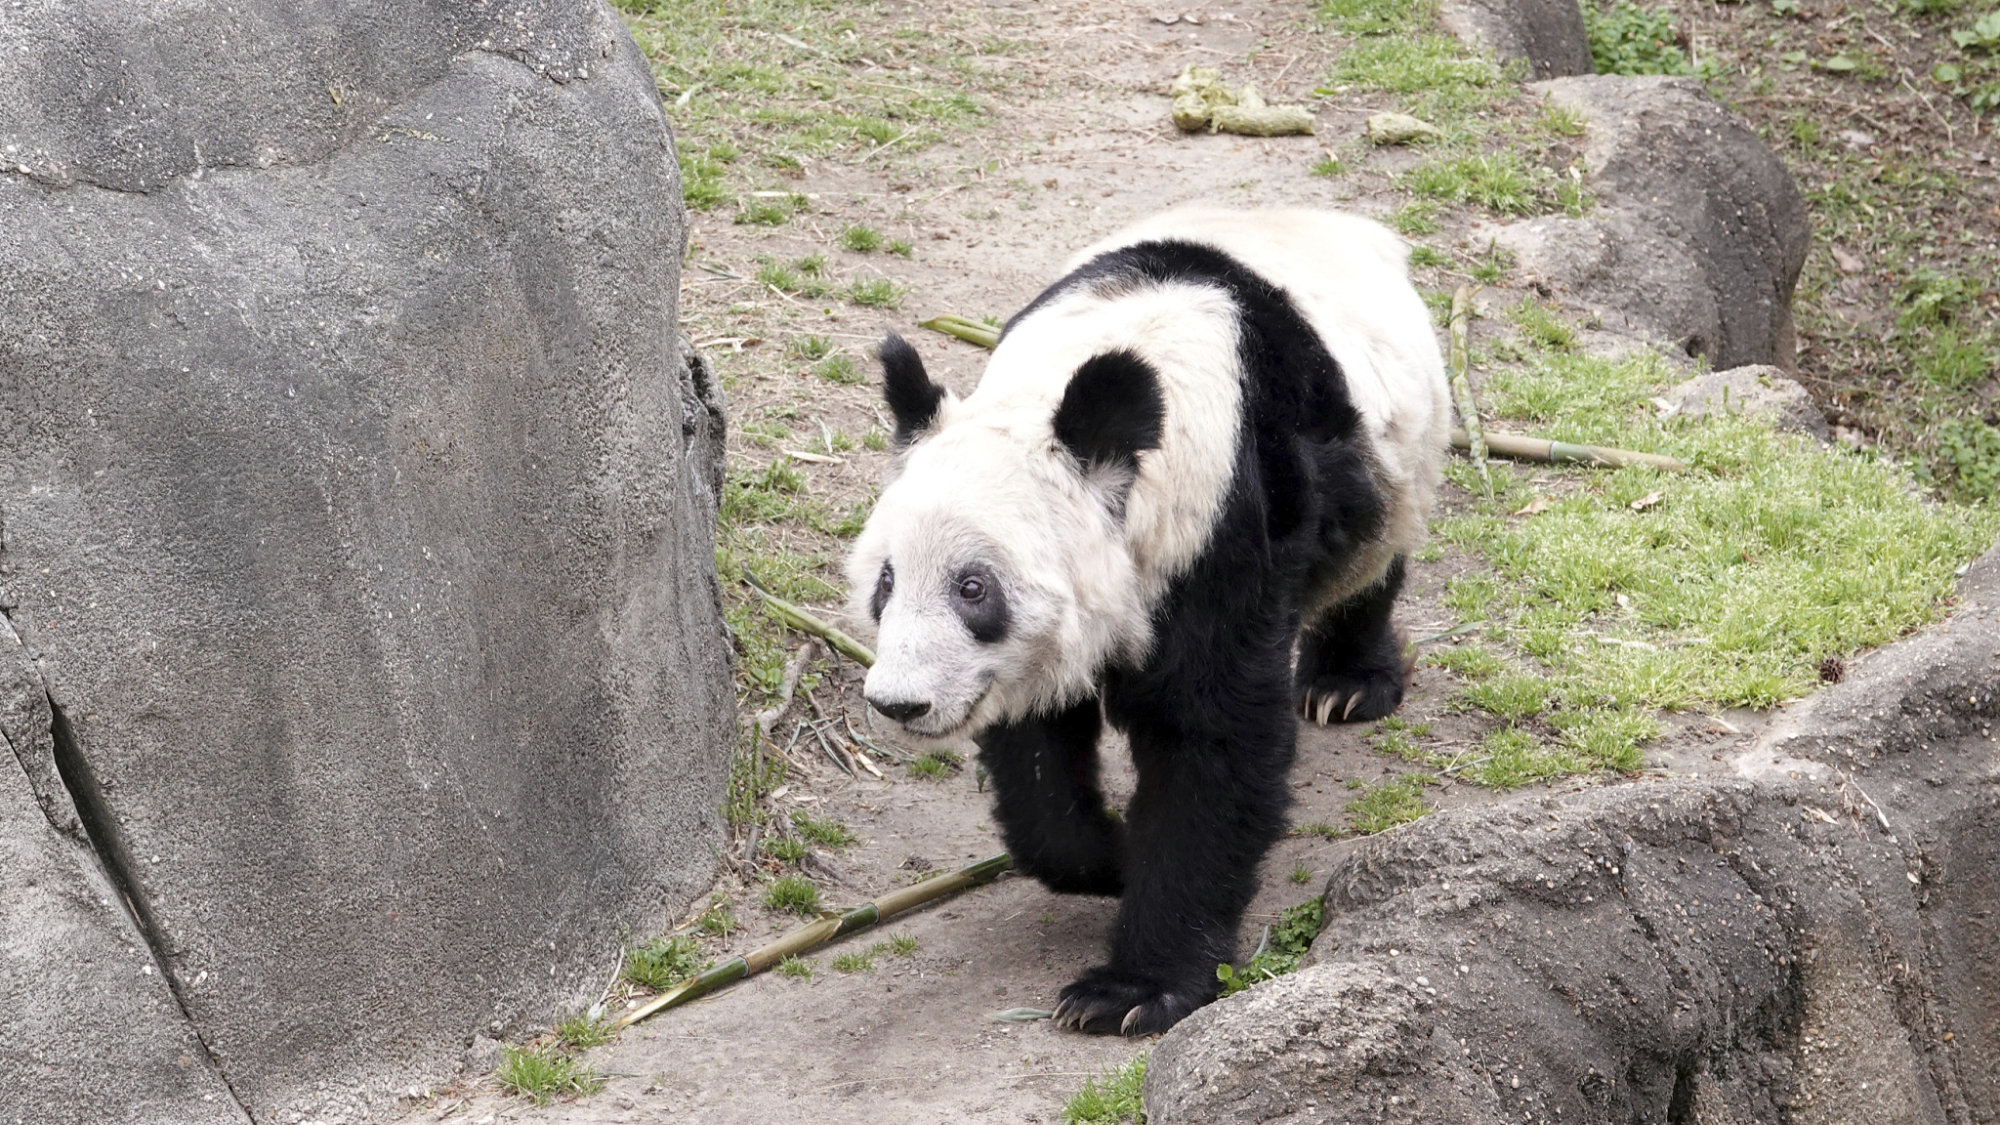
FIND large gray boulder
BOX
[1485,76,1811,370]
[1147,541,2000,1123]
[0,3,733,1123]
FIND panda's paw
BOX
[1052,968,1208,1036]
[1298,667,1405,725]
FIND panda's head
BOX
[846,333,1165,740]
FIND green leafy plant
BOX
[1217,896,1325,996]
[1584,1,1695,76]
[624,934,709,990]
[764,874,822,916]
[841,224,886,251]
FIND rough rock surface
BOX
[1440,0,1593,79]
[1485,76,1811,371]
[0,3,733,1123]
[1147,542,2000,1123]
[1669,365,1830,440]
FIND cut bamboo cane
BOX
[920,314,1001,349]
[743,576,877,666]
[610,852,1013,1029]
[1453,428,1689,473]
[1447,286,1492,498]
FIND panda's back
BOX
[973,208,1449,605]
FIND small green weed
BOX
[841,224,886,252]
[888,238,915,257]
[1409,244,1449,269]
[1405,153,1537,215]
[815,354,864,384]
[846,277,906,308]
[1293,820,1343,838]
[792,810,858,849]
[1063,1054,1148,1124]
[766,834,811,863]
[764,874,822,916]
[1511,297,1578,351]
[624,934,708,990]
[832,947,877,973]
[789,334,835,361]
[1319,0,1434,36]
[1585,1,1697,76]
[736,194,802,226]
[1289,863,1313,884]
[497,1044,604,1106]
[1311,155,1346,177]
[863,428,890,451]
[555,1012,613,1049]
[1217,895,1325,996]
[697,894,736,938]
[1425,643,1506,680]
[909,749,961,779]
[1938,417,2000,501]
[1347,774,1430,834]
[777,954,814,980]
[1390,200,1443,236]
[888,934,920,956]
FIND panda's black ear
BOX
[1053,350,1165,477]
[879,333,946,445]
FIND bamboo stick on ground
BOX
[1453,428,1689,473]
[610,852,1014,1029]
[1447,286,1492,498]
[919,314,1001,349]
[743,575,877,666]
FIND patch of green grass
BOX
[736,194,803,226]
[792,810,858,849]
[862,428,890,451]
[1063,1054,1148,1125]
[1346,774,1430,834]
[1535,100,1588,137]
[1409,244,1449,269]
[1217,895,1325,996]
[697,894,736,938]
[908,749,961,779]
[1292,820,1343,839]
[887,934,920,956]
[887,238,915,257]
[1464,726,1574,789]
[497,1044,604,1106]
[766,834,811,863]
[846,277,907,308]
[1425,643,1506,680]
[1389,199,1443,236]
[1289,863,1313,884]
[624,934,709,991]
[814,354,865,385]
[1938,416,2000,501]
[1511,296,1578,351]
[841,224,886,252]
[790,334,835,361]
[1318,0,1434,36]
[764,874,822,916]
[1404,152,1537,216]
[555,1012,613,1049]
[1584,1,1700,76]
[777,954,814,979]
[1311,154,1346,177]
[1330,32,1504,123]
[831,947,877,973]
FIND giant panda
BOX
[846,207,1451,1035]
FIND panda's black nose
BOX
[869,697,931,723]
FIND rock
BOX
[0,2,733,1121]
[1668,365,1829,440]
[1485,76,1810,370]
[1148,540,2000,1124]
[1440,0,1593,79]
[462,1036,505,1077]
[1366,112,1447,146]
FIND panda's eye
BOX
[879,563,896,597]
[957,576,986,602]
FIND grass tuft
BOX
[1063,1054,1148,1124]
[764,873,822,916]
[624,934,709,991]
[1347,774,1430,834]
[497,1044,604,1106]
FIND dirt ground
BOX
[389,1,1948,1121]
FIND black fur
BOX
[1296,555,1410,722]
[1052,350,1166,476]
[982,239,1405,1037]
[951,568,1010,643]
[878,332,945,444]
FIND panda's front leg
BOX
[973,697,1124,896]
[1054,669,1295,1035]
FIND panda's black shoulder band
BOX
[879,332,947,445]
[1053,349,1166,475]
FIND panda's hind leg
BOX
[972,697,1123,896]
[1296,555,1411,725]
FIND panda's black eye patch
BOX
[870,561,895,621]
[951,569,1009,644]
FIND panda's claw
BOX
[1315,694,1337,726]
[1054,968,1207,1036]
[1342,692,1363,721]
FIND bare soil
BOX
[385,0,1958,1121]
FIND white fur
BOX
[850,208,1449,734]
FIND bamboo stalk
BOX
[920,314,1001,349]
[1452,428,1689,473]
[610,853,1013,1029]
[743,576,877,666]
[1447,286,1492,498]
